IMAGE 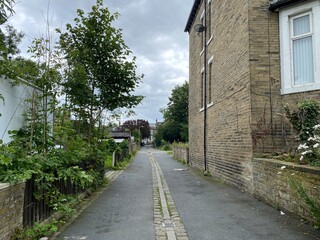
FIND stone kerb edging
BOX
[149,152,189,240]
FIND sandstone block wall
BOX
[253,158,320,224]
[188,0,253,191]
[173,146,189,164]
[0,183,25,240]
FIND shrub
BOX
[297,125,320,166]
[285,100,320,142]
[160,141,172,151]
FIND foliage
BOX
[0,0,15,24]
[156,82,189,144]
[11,220,59,240]
[285,100,320,165]
[297,125,320,166]
[155,121,184,144]
[0,25,23,60]
[132,128,141,143]
[285,100,320,142]
[58,0,143,143]
[289,176,320,228]
[162,81,188,124]
[160,141,172,151]
[173,142,189,148]
[0,24,24,79]
[121,119,151,139]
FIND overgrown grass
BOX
[173,142,188,148]
[160,142,172,151]
[174,157,187,165]
[289,177,320,228]
[104,154,113,169]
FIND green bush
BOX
[160,141,172,151]
[285,100,320,142]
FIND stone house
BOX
[185,0,320,193]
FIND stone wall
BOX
[173,146,189,164]
[0,183,25,240]
[253,158,320,224]
[188,0,253,191]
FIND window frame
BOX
[290,12,314,86]
[207,0,213,45]
[200,67,205,111]
[207,56,214,107]
[200,10,205,55]
[279,0,320,94]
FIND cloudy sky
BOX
[7,0,193,124]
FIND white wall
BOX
[0,77,38,143]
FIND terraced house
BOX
[185,0,320,194]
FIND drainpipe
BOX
[193,1,208,174]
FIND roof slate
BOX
[184,0,202,33]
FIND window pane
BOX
[293,15,310,36]
[293,36,314,85]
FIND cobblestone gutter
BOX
[149,153,189,240]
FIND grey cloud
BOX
[8,0,193,123]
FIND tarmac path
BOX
[56,146,320,240]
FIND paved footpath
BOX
[56,146,320,240]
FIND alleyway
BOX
[56,146,320,240]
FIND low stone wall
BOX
[0,182,25,240]
[173,146,189,164]
[130,142,139,153]
[253,158,320,224]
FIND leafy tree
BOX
[156,81,189,143]
[163,81,188,125]
[0,0,14,25]
[58,0,143,143]
[0,25,24,79]
[121,119,151,139]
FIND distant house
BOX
[110,130,131,143]
[185,0,320,193]
[149,121,163,142]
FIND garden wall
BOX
[0,182,25,240]
[173,146,189,164]
[253,158,320,224]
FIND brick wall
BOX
[188,0,253,191]
[173,146,189,164]
[248,0,285,154]
[0,183,25,240]
[188,0,320,193]
[253,158,320,224]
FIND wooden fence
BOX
[23,177,81,227]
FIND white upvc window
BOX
[279,0,320,94]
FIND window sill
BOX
[207,36,213,46]
[200,49,204,56]
[199,107,204,112]
[281,83,320,95]
[207,102,214,108]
